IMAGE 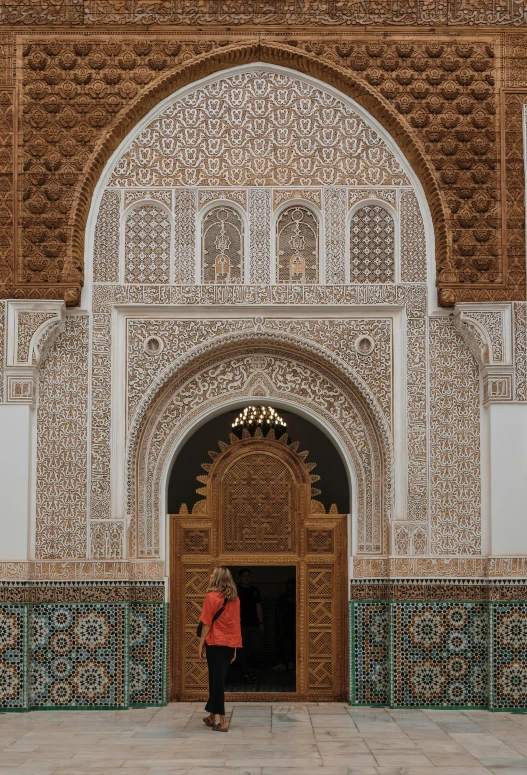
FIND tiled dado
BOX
[0,582,167,711]
[350,579,527,712]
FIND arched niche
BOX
[126,332,393,562]
[167,406,350,516]
[84,59,436,305]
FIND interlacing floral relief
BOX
[36,316,89,560]
[110,71,409,189]
[131,345,390,558]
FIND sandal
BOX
[212,723,228,732]
[203,716,216,727]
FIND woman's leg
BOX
[205,646,234,728]
[205,646,234,727]
[216,647,234,729]
[205,644,218,720]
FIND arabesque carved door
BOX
[170,433,348,701]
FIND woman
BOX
[198,566,241,732]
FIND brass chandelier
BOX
[231,405,287,438]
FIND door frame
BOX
[168,435,348,702]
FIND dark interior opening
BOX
[226,566,297,694]
[168,406,350,514]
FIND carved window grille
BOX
[276,205,319,284]
[201,205,244,284]
[307,529,334,554]
[307,566,333,691]
[124,203,171,283]
[183,529,209,554]
[350,204,395,283]
[221,452,295,553]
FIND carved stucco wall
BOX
[7,63,525,581]
[428,317,481,556]
[93,68,427,289]
[109,70,410,188]
[35,314,89,559]
[0,31,523,306]
[130,340,391,559]
[10,293,527,577]
[28,303,486,568]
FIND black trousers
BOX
[205,644,234,716]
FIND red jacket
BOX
[200,591,242,648]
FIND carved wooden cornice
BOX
[1,1,527,28]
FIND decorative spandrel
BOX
[222,452,295,553]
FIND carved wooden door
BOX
[170,433,347,701]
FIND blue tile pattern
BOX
[30,603,128,709]
[0,584,167,712]
[392,601,488,708]
[130,603,166,706]
[0,605,28,710]
[492,603,527,711]
[350,601,389,706]
[351,598,527,710]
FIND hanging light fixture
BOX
[231,405,287,438]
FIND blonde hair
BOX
[208,567,238,601]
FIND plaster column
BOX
[1,300,66,563]
[0,404,33,560]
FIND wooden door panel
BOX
[170,435,348,701]
[306,565,334,694]
[182,563,211,695]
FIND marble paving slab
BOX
[2,704,527,774]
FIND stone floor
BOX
[1,703,527,775]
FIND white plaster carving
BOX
[173,188,196,284]
[428,317,481,555]
[514,302,527,401]
[454,304,512,367]
[324,188,347,284]
[6,301,65,368]
[126,333,394,559]
[21,67,518,582]
[36,315,89,559]
[454,303,514,404]
[90,313,112,519]
[109,70,410,189]
[249,189,271,284]
[400,189,427,283]
[4,301,65,406]
[93,189,120,283]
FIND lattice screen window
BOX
[201,205,244,284]
[276,205,319,284]
[124,203,171,283]
[222,453,295,553]
[350,203,395,283]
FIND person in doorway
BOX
[273,577,296,671]
[198,567,241,732]
[237,568,264,683]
